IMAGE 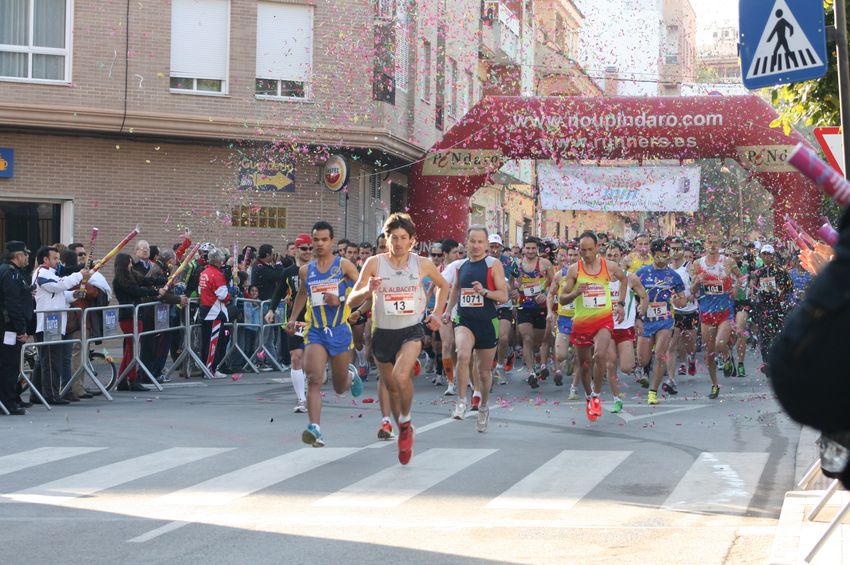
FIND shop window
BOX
[170,0,229,95]
[0,0,72,83]
[231,206,287,229]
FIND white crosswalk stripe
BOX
[486,450,632,510]
[150,448,358,507]
[3,447,231,505]
[662,451,770,515]
[313,448,497,508]
[0,447,105,478]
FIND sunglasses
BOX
[77,252,87,257]
[431,253,443,257]
[299,246,313,251]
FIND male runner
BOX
[549,244,580,398]
[515,237,552,389]
[350,213,447,464]
[287,221,363,447]
[437,239,464,396]
[728,239,758,378]
[559,231,628,422]
[267,234,313,412]
[749,244,792,375]
[443,226,509,431]
[636,240,687,404]
[667,237,698,388]
[691,233,741,399]
[489,233,517,385]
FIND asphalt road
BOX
[0,350,800,564]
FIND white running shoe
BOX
[477,406,490,432]
[452,401,467,420]
[568,386,579,400]
[212,371,228,379]
[293,400,307,413]
[443,383,457,396]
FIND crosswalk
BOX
[1,445,772,531]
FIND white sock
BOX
[291,369,306,402]
[472,391,482,400]
[496,364,503,370]
[310,423,321,433]
[399,413,411,424]
[382,416,392,424]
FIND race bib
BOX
[44,312,61,342]
[383,292,415,315]
[460,288,484,308]
[704,283,724,295]
[310,282,338,306]
[759,277,777,293]
[647,301,669,319]
[522,282,543,297]
[582,284,607,309]
[294,322,306,337]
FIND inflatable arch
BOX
[407,96,822,241]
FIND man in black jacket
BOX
[252,244,284,369]
[0,241,35,415]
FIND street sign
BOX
[740,0,828,89]
[813,126,845,176]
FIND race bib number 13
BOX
[383,292,415,315]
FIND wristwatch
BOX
[482,289,489,297]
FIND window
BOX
[369,174,382,201]
[256,2,313,99]
[664,24,679,65]
[464,69,474,114]
[447,58,457,117]
[419,39,431,102]
[170,0,229,94]
[0,0,72,82]
[395,0,409,92]
[231,205,287,229]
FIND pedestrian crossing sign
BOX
[739,0,828,90]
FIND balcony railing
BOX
[480,1,521,65]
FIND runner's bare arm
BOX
[547,270,562,313]
[348,256,378,307]
[442,276,460,323]
[629,274,649,317]
[286,265,309,330]
[559,264,581,304]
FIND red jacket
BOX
[199,265,230,320]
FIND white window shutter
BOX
[256,2,313,82]
[170,0,229,80]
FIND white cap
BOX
[760,244,775,254]
[488,234,503,246]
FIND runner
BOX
[605,242,648,412]
[350,213,447,464]
[442,225,509,431]
[489,233,517,385]
[437,239,464,396]
[515,237,552,389]
[548,244,581,399]
[559,231,628,422]
[749,244,792,375]
[267,234,313,413]
[286,221,363,447]
[691,233,741,399]
[728,239,759,378]
[666,237,699,389]
[636,240,687,405]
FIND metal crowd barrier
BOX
[254,299,287,372]
[166,298,215,380]
[131,300,192,390]
[17,307,85,411]
[218,298,262,373]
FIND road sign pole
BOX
[834,0,850,180]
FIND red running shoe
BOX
[471,394,481,411]
[413,360,421,377]
[398,422,414,465]
[504,352,515,372]
[591,396,602,418]
[687,355,696,376]
[586,398,598,422]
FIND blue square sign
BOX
[739,0,828,89]
[0,148,12,178]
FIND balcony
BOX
[480,2,521,65]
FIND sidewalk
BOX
[770,427,850,564]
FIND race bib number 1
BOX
[460,288,484,308]
[383,292,415,315]
[582,284,607,309]
[310,282,338,306]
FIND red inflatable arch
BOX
[407,96,822,242]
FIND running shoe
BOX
[554,370,564,387]
[504,352,515,372]
[708,384,720,399]
[156,374,173,384]
[662,382,678,395]
[687,354,697,376]
[677,363,686,376]
[494,367,508,385]
[302,423,324,447]
[722,357,734,378]
[293,400,307,413]
[443,382,457,396]
[452,401,467,420]
[638,373,650,389]
[538,366,549,381]
[591,396,602,418]
[737,362,746,378]
[647,390,658,405]
[527,373,539,389]
[471,394,481,412]
[212,371,228,379]
[568,386,579,401]
[585,398,598,422]
[477,406,490,433]
[413,359,422,377]
[397,422,414,465]
[378,420,395,440]
[610,398,624,413]
[349,364,363,397]
[359,365,367,379]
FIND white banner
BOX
[538,164,701,212]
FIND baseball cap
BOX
[760,244,775,254]
[294,234,312,247]
[5,240,30,254]
[488,234,503,246]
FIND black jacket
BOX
[251,260,283,301]
[0,261,35,335]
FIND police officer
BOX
[0,241,35,415]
